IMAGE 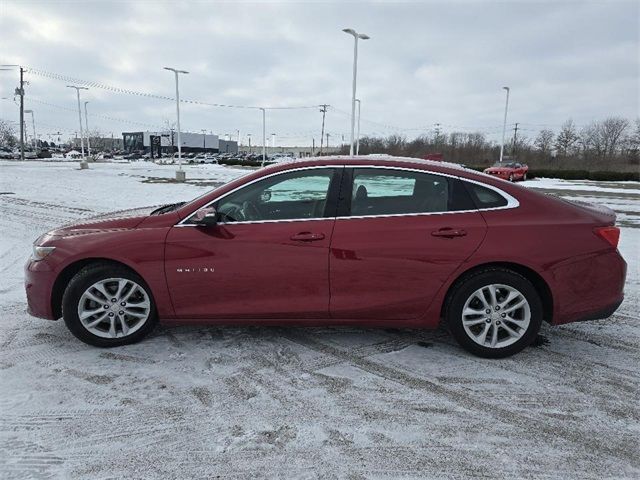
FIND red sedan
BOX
[25,157,626,357]
[484,162,529,182]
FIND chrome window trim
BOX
[174,164,519,227]
[176,165,341,227]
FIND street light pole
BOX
[164,66,189,181]
[24,109,37,152]
[343,28,369,157]
[499,86,510,163]
[83,101,91,158]
[260,107,266,167]
[355,98,362,156]
[66,85,88,164]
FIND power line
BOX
[24,66,323,110]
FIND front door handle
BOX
[290,232,326,242]
[431,228,467,238]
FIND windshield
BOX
[492,162,518,168]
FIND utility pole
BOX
[434,123,442,150]
[248,134,252,153]
[512,122,519,159]
[312,137,315,156]
[201,129,207,149]
[18,67,24,161]
[326,133,330,151]
[0,65,24,160]
[319,104,328,155]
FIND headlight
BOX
[32,246,56,261]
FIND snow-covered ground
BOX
[0,161,638,479]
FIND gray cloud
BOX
[1,0,638,147]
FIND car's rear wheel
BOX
[445,268,543,358]
[62,264,157,347]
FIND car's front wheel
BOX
[445,268,543,358]
[62,264,158,347]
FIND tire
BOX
[62,263,158,347]
[445,268,543,358]
[522,173,527,181]
[508,174,514,182]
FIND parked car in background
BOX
[484,162,529,182]
[0,148,13,159]
[25,156,626,358]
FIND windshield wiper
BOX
[151,202,186,215]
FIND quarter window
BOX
[466,183,508,209]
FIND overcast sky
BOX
[1,0,638,147]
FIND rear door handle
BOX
[431,228,467,238]
[290,232,326,242]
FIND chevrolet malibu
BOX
[25,157,626,357]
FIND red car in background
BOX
[484,162,529,182]
[24,156,626,358]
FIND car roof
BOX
[264,155,477,178]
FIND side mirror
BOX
[192,206,218,227]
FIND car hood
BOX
[45,205,160,238]
[484,167,511,173]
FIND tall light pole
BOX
[66,85,88,162]
[499,86,510,163]
[24,109,37,151]
[201,129,207,149]
[343,28,369,157]
[271,133,276,150]
[83,101,91,158]
[260,107,266,167]
[355,99,362,155]
[164,66,189,182]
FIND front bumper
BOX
[24,258,57,320]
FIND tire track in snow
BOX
[281,330,640,467]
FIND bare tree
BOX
[599,117,629,158]
[0,119,17,148]
[534,129,555,157]
[554,119,579,159]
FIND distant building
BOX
[122,131,237,156]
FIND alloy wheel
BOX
[461,284,531,349]
[77,278,151,339]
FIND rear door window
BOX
[348,168,474,217]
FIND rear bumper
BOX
[551,250,627,325]
[24,259,57,320]
[569,297,624,323]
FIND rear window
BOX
[465,183,508,209]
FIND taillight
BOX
[594,226,620,248]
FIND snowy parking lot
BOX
[1,160,639,479]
